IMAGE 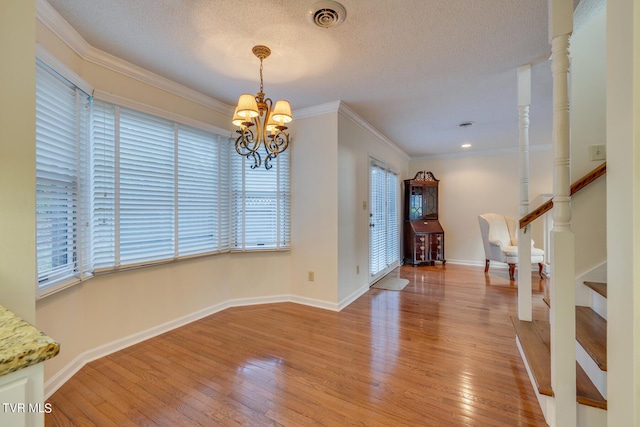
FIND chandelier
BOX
[232,45,292,170]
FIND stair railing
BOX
[519,162,606,229]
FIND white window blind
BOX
[119,108,175,265]
[92,101,116,269]
[35,62,91,291]
[370,164,386,276]
[231,150,290,250]
[92,100,233,270]
[386,171,399,266]
[177,125,228,256]
[369,160,399,278]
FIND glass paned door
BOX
[369,160,399,281]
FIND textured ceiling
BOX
[45,0,603,157]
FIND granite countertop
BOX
[0,305,59,377]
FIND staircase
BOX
[512,275,608,426]
[514,160,607,426]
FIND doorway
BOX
[369,159,400,282]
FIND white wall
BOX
[570,7,607,275]
[409,149,553,265]
[0,1,36,323]
[336,107,409,302]
[289,110,340,304]
[606,0,639,425]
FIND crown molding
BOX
[36,0,90,54]
[36,0,233,115]
[411,143,553,161]
[337,101,410,161]
[292,100,409,160]
[293,100,342,119]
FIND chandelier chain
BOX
[259,59,264,94]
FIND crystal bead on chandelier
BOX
[232,45,292,170]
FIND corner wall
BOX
[337,107,409,303]
[289,110,340,304]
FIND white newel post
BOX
[517,64,532,321]
[548,0,576,425]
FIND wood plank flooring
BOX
[45,264,549,426]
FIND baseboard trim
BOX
[44,294,339,398]
[337,284,370,311]
[444,259,487,267]
[447,259,548,273]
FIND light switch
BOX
[590,144,606,161]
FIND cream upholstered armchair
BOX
[478,213,545,280]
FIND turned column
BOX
[517,64,532,321]
[548,0,576,425]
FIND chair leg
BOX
[508,264,516,280]
[484,259,490,273]
[538,263,544,278]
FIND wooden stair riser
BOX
[583,281,607,320]
[591,293,607,320]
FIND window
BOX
[177,124,230,256]
[369,159,399,280]
[35,62,92,291]
[231,149,290,250]
[36,59,290,294]
[92,101,232,270]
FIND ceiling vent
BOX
[307,1,346,29]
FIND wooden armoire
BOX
[403,171,445,266]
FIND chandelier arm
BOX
[235,130,262,169]
[247,151,262,169]
[265,131,290,156]
[264,152,276,170]
[235,126,263,165]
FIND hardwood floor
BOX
[45,264,549,426]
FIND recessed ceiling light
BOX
[461,143,472,148]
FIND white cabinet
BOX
[0,364,45,427]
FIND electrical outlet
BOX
[590,144,606,161]
[308,271,314,281]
